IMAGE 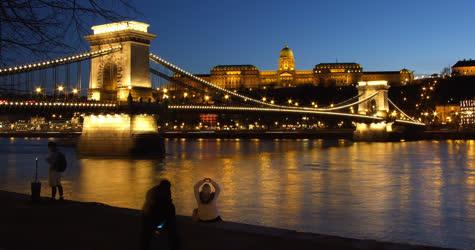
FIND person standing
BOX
[140,179,180,250]
[46,141,66,201]
[193,178,222,222]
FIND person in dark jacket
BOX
[139,179,180,250]
[46,141,64,200]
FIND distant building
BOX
[314,63,362,87]
[452,59,475,76]
[460,99,475,127]
[362,69,413,86]
[171,45,413,89]
[435,104,460,124]
[210,65,260,89]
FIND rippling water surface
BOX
[1,138,474,249]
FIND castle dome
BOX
[279,44,295,71]
[280,45,294,59]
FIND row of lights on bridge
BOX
[0,102,116,107]
[152,56,421,125]
[150,53,392,114]
[0,46,121,74]
[167,105,386,119]
[35,86,79,94]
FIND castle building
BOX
[452,59,475,76]
[171,45,413,89]
[362,69,413,85]
[314,63,362,87]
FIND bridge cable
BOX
[388,98,420,123]
[149,53,379,112]
[0,45,122,76]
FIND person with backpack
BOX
[193,178,222,223]
[46,141,67,201]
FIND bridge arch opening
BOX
[368,99,377,115]
[102,62,118,91]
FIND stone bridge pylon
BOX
[357,80,389,118]
[354,80,393,141]
[85,21,156,102]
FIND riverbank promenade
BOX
[0,190,450,250]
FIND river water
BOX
[0,138,474,249]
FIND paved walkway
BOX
[0,190,451,250]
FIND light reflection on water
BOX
[0,138,474,249]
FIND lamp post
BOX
[72,88,79,100]
[35,87,43,100]
[57,85,64,99]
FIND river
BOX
[0,138,474,249]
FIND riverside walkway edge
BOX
[0,190,452,250]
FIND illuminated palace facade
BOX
[172,45,413,89]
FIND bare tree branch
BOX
[0,0,139,65]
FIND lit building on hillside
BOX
[210,65,260,89]
[170,45,413,89]
[435,104,460,124]
[314,63,362,87]
[362,69,413,86]
[452,59,475,76]
[460,99,475,127]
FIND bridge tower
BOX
[357,80,389,118]
[85,21,156,102]
[354,80,393,141]
[78,21,164,156]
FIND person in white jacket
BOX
[193,178,222,222]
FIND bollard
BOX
[31,157,41,202]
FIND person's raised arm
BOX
[209,179,221,198]
[194,179,205,202]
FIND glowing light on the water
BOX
[79,114,158,155]
[132,115,157,133]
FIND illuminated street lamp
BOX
[183,92,188,98]
[262,97,267,102]
[204,95,210,101]
[288,99,292,104]
[35,87,42,94]
[224,94,229,100]
[57,85,64,92]
[72,88,79,95]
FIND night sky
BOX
[127,0,475,75]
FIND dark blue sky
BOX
[130,0,474,74]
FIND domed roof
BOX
[280,44,294,59]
